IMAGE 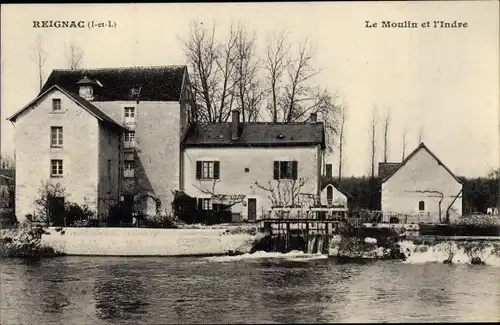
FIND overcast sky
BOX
[1,2,499,177]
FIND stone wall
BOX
[39,227,257,256]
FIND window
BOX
[273,161,298,180]
[198,198,212,211]
[419,201,425,211]
[124,107,135,123]
[124,131,135,148]
[327,185,333,205]
[196,161,220,180]
[50,127,63,147]
[51,159,63,177]
[52,99,61,111]
[124,160,134,178]
[79,86,93,99]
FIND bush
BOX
[65,202,95,226]
[138,214,178,228]
[107,203,125,227]
[0,224,53,258]
[451,214,500,227]
[172,191,200,224]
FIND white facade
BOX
[320,183,348,207]
[183,145,323,221]
[10,87,121,222]
[381,143,463,224]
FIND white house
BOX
[182,110,326,221]
[8,66,195,223]
[380,143,463,224]
[319,179,348,208]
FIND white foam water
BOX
[398,240,500,267]
[205,250,328,263]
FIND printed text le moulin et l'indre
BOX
[365,20,468,29]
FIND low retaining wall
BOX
[40,227,257,256]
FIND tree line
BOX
[181,21,346,152]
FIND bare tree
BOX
[30,35,48,91]
[181,23,342,149]
[338,103,348,182]
[233,24,262,122]
[181,21,239,123]
[402,126,407,161]
[383,109,391,162]
[66,41,83,70]
[193,179,245,208]
[263,35,341,151]
[418,125,424,144]
[264,30,290,123]
[370,106,378,179]
[254,178,311,209]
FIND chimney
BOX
[310,112,317,123]
[231,110,240,140]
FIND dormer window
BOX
[76,76,97,101]
[130,87,141,98]
[79,85,93,99]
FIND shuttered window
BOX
[196,161,220,180]
[273,161,298,180]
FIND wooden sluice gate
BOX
[256,207,348,254]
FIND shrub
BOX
[0,224,52,258]
[65,202,95,226]
[138,214,178,228]
[171,191,202,224]
[107,203,125,227]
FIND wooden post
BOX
[306,221,310,253]
[286,222,291,252]
[324,223,329,255]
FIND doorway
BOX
[247,198,257,222]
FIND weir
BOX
[255,208,500,257]
[257,211,345,254]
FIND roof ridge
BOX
[52,65,186,72]
[380,142,462,184]
[195,121,323,125]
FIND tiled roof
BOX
[319,176,352,197]
[41,65,187,101]
[380,142,463,184]
[183,122,325,148]
[62,88,124,129]
[8,85,124,131]
[378,162,401,179]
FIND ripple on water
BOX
[0,256,499,324]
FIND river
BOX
[1,253,499,324]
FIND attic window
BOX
[79,85,93,99]
[77,76,96,100]
[277,134,285,139]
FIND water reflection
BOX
[93,265,149,321]
[1,256,499,324]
